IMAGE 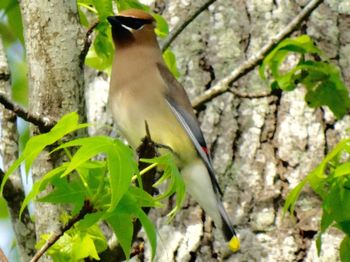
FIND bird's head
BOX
[107,9,156,48]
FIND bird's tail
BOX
[181,159,240,252]
[217,199,240,252]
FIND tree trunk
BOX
[133,0,349,261]
[19,1,85,261]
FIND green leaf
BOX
[19,164,67,218]
[72,232,100,260]
[340,236,350,262]
[128,186,161,208]
[283,178,307,216]
[38,177,86,214]
[56,136,137,211]
[142,154,186,219]
[56,136,114,177]
[153,13,169,38]
[320,209,333,233]
[106,140,137,211]
[77,212,104,230]
[324,181,350,222]
[304,75,350,119]
[0,112,87,195]
[92,0,113,19]
[36,223,107,261]
[316,233,322,256]
[335,162,350,177]
[337,221,350,236]
[135,206,156,260]
[106,213,133,259]
[163,49,180,78]
[115,0,149,11]
[85,21,114,72]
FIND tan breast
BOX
[109,45,197,164]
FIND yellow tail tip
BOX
[228,236,240,252]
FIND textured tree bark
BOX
[0,41,36,262]
[19,1,85,261]
[130,0,349,261]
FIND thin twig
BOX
[79,21,99,68]
[161,0,217,52]
[0,93,55,133]
[229,88,272,99]
[30,200,95,262]
[192,0,324,109]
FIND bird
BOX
[107,9,240,252]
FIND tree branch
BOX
[161,0,217,52]
[192,0,324,110]
[30,200,95,262]
[0,93,55,132]
[79,21,99,68]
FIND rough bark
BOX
[129,0,349,261]
[0,41,36,262]
[19,1,85,261]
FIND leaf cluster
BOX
[284,138,350,262]
[260,35,350,119]
[0,112,186,261]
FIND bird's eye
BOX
[117,16,153,30]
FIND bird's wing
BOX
[157,63,223,196]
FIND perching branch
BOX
[161,0,217,52]
[192,0,324,109]
[30,200,95,262]
[0,93,55,132]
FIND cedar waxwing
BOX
[107,9,240,252]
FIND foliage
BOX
[260,35,350,118]
[0,0,28,106]
[284,138,350,261]
[0,112,186,261]
[262,35,350,261]
[78,0,180,77]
